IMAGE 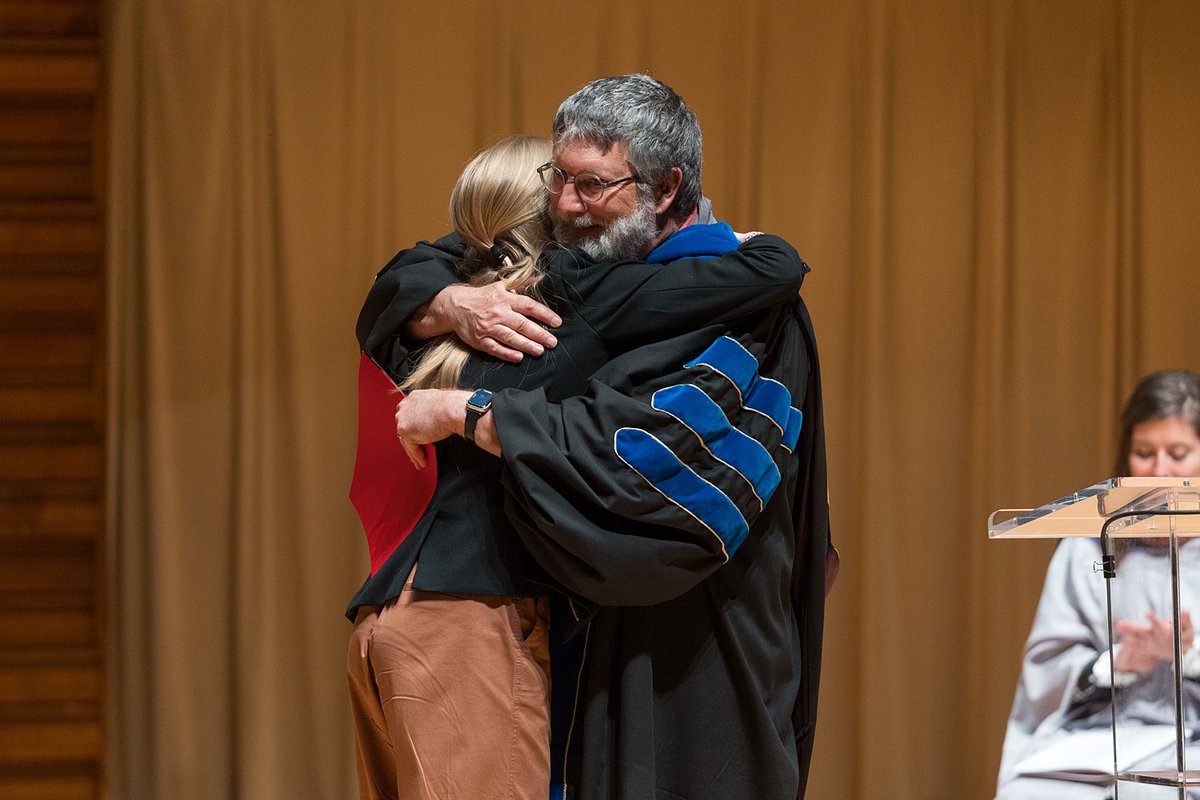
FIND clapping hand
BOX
[1114,610,1194,673]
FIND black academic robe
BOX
[491,298,831,799]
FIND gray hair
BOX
[553,74,702,223]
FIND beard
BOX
[552,191,659,262]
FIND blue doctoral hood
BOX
[646,221,740,264]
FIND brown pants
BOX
[346,586,551,800]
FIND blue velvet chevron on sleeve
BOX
[613,334,802,556]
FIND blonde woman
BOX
[347,135,809,800]
[401,136,554,393]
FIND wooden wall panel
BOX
[0,1,104,797]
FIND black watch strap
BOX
[464,389,493,443]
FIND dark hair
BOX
[552,74,702,224]
[1115,370,1200,475]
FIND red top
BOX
[348,352,438,573]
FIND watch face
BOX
[467,388,493,411]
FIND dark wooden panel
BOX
[0,275,101,313]
[0,375,98,397]
[0,277,102,340]
[0,199,97,221]
[0,547,95,592]
[0,1,100,38]
[0,608,96,647]
[0,2,104,797]
[0,773,96,800]
[0,106,94,145]
[0,218,101,255]
[0,140,91,158]
[0,720,100,760]
[0,387,100,421]
[0,252,98,276]
[0,663,98,705]
[0,161,93,201]
[0,331,96,369]
[0,477,99,499]
[0,698,98,723]
[0,52,98,98]
[0,443,101,479]
[0,498,101,538]
[0,643,99,667]
[0,312,99,334]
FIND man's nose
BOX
[556,182,588,214]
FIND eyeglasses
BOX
[537,163,639,203]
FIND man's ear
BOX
[652,167,683,214]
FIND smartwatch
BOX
[464,388,493,443]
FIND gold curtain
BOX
[107,1,1200,798]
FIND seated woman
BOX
[996,370,1200,800]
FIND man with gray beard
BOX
[541,74,699,263]
[409,74,719,364]
[367,75,833,799]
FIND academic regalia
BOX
[491,293,832,799]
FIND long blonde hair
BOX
[402,136,553,390]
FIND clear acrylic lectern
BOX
[992,477,1200,799]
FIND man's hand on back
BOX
[405,281,561,363]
